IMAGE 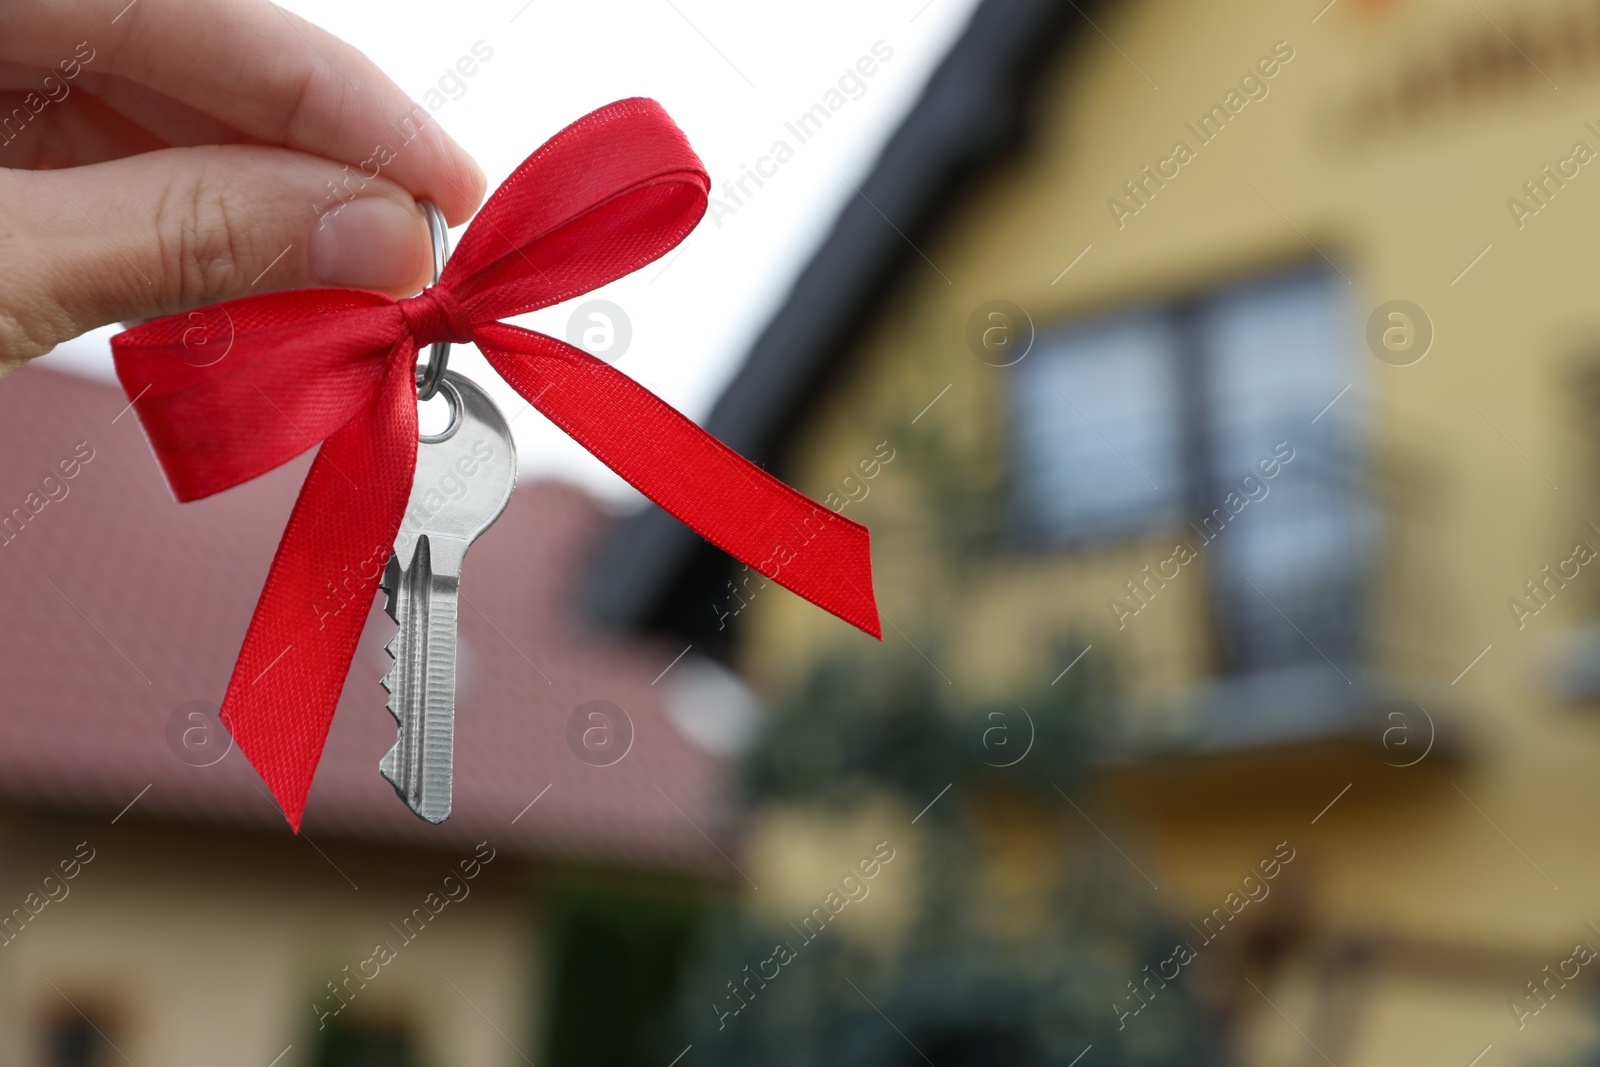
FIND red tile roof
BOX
[0,365,731,873]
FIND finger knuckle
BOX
[155,151,269,309]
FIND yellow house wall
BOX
[740,0,1600,1063]
[0,814,540,1067]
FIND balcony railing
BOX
[1204,452,1373,679]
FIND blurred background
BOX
[8,0,1600,1065]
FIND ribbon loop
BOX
[398,286,474,349]
[109,97,880,831]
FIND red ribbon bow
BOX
[112,98,880,830]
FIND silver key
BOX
[380,370,517,823]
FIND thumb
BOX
[0,144,436,366]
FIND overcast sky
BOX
[41,0,983,506]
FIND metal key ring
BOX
[416,200,451,402]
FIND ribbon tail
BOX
[219,348,420,830]
[477,323,880,638]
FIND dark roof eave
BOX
[586,0,1091,637]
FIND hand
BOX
[0,0,487,374]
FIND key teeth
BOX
[375,540,455,825]
[381,551,401,714]
[379,552,424,819]
[382,672,401,723]
[380,643,399,705]
[379,553,401,622]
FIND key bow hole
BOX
[419,379,462,442]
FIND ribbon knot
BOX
[398,285,475,349]
[108,98,880,832]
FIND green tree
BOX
[677,642,1231,1066]
[676,416,1233,1066]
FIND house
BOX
[0,366,744,1067]
[590,0,1600,1063]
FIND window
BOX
[1199,270,1370,674]
[1009,265,1369,674]
[40,1015,117,1067]
[1011,309,1185,543]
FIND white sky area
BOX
[40,0,983,508]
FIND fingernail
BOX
[308,198,427,290]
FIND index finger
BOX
[0,0,488,223]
